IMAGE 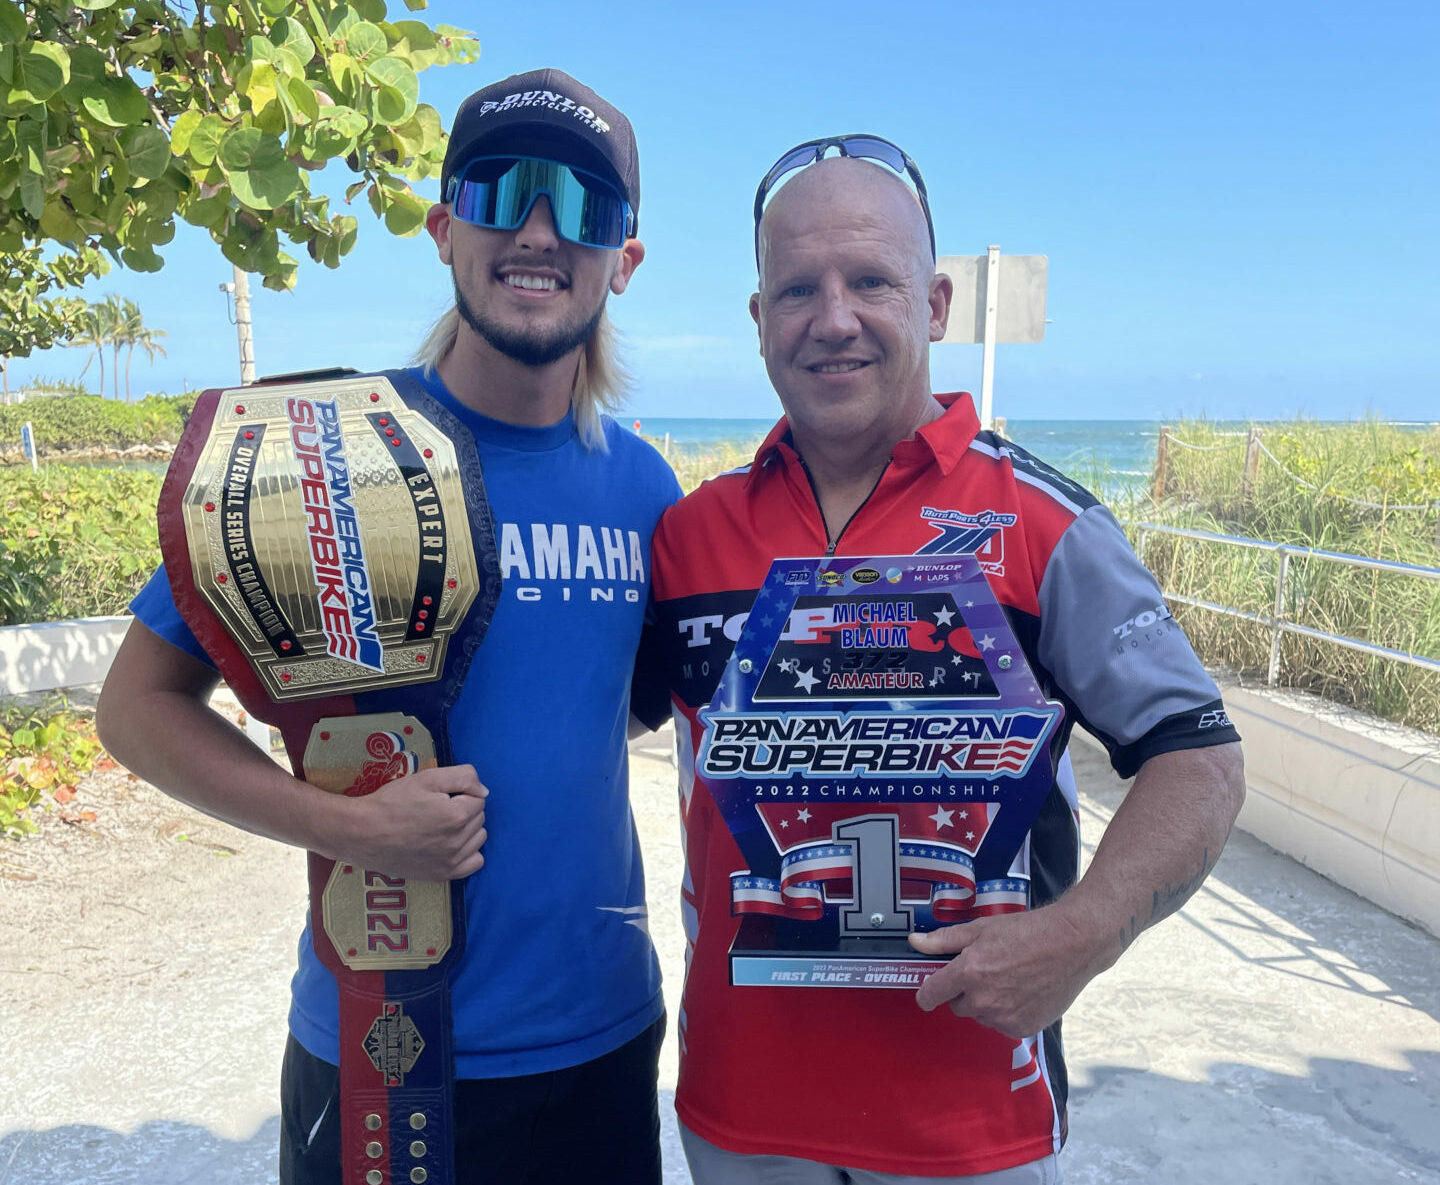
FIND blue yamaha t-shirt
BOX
[131,366,681,1077]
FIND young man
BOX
[98,69,680,1185]
[645,141,1245,1183]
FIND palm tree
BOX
[98,294,127,400]
[69,305,106,397]
[126,316,168,402]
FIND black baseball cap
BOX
[441,69,640,232]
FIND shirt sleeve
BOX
[129,565,213,666]
[1035,505,1241,777]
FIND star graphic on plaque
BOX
[793,667,819,693]
[933,606,955,626]
[928,805,955,829]
[977,634,997,651]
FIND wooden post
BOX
[992,416,1007,437]
[1153,425,1171,501]
[1242,426,1262,499]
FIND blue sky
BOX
[9,0,1438,421]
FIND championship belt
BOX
[157,370,501,1185]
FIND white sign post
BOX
[20,421,37,471]
[937,248,1049,429]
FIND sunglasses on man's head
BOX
[446,156,635,250]
[752,134,936,263]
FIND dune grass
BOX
[1119,419,1440,733]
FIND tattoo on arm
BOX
[1118,847,1216,955]
[1118,915,1139,953]
[1148,846,1213,926]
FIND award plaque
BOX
[157,370,501,1185]
[696,554,1063,988]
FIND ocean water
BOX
[631,416,1162,493]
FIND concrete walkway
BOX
[3,727,1438,1183]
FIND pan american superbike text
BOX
[699,710,1052,779]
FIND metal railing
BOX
[1129,522,1440,686]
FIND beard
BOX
[454,275,605,368]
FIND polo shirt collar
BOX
[747,391,980,483]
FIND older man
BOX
[100,69,678,1185]
[645,139,1245,1183]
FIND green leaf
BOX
[243,34,282,68]
[334,213,358,252]
[327,4,362,36]
[72,0,117,9]
[61,43,107,96]
[168,109,203,156]
[282,75,320,123]
[257,0,290,14]
[0,44,13,85]
[121,125,170,181]
[270,17,316,73]
[237,59,279,112]
[320,105,368,138]
[217,127,300,210]
[0,0,27,46]
[80,76,149,127]
[20,168,44,218]
[403,0,427,9]
[180,187,230,228]
[186,113,227,166]
[11,42,70,105]
[307,104,367,157]
[38,196,80,243]
[327,51,359,98]
[260,249,299,291]
[388,20,436,54]
[120,244,164,271]
[397,103,444,155]
[343,21,386,63]
[351,0,387,21]
[365,57,418,124]
[15,117,45,174]
[383,187,427,236]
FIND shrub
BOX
[0,392,194,456]
[1,696,105,838]
[0,465,162,625]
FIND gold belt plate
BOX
[306,714,453,972]
[178,375,481,700]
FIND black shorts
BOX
[279,1013,665,1185]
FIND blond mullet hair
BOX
[412,304,628,451]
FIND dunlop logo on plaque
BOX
[178,376,481,699]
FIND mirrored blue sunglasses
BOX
[446,156,635,250]
[753,134,936,263]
